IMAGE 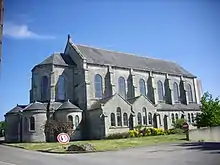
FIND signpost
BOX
[182,122,189,141]
[57,133,70,149]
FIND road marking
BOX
[0,160,16,165]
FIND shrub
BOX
[172,118,186,129]
[67,143,96,152]
[154,128,166,135]
[106,132,129,139]
[166,128,184,135]
[128,130,139,137]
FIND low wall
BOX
[189,126,220,142]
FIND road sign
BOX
[182,122,189,141]
[182,122,189,130]
[57,133,70,145]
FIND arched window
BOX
[68,115,73,129]
[148,112,153,125]
[94,74,103,99]
[137,112,142,125]
[188,113,191,123]
[187,84,193,102]
[75,115,79,128]
[57,76,66,100]
[173,82,180,102]
[116,107,122,126]
[157,80,164,101]
[175,113,179,120]
[139,79,146,96]
[142,107,147,125]
[123,113,128,126]
[171,113,175,123]
[191,113,194,123]
[41,76,49,101]
[181,114,184,119]
[110,113,116,126]
[29,116,35,131]
[118,77,126,99]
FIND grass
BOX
[5,134,187,153]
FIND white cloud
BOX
[3,22,55,40]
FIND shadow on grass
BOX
[176,142,220,154]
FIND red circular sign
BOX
[182,122,189,129]
[57,133,70,144]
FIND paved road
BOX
[0,142,220,165]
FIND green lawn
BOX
[6,134,187,153]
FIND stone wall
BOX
[189,126,220,142]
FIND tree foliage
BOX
[172,118,186,129]
[44,101,74,142]
[196,92,220,127]
[0,121,5,130]
[0,121,5,137]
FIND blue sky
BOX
[0,0,219,120]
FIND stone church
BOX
[4,35,202,142]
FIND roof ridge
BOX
[76,44,177,64]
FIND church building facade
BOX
[4,35,202,142]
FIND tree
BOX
[172,118,186,129]
[0,121,5,137]
[44,101,74,142]
[196,92,220,128]
[0,121,5,129]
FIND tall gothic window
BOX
[187,84,193,102]
[148,112,153,125]
[137,112,142,125]
[75,115,79,128]
[171,113,175,123]
[41,76,49,101]
[123,113,128,126]
[68,115,73,129]
[57,75,66,101]
[175,113,179,120]
[139,79,146,96]
[143,107,147,125]
[94,74,103,99]
[29,116,35,131]
[116,107,122,126]
[118,77,126,98]
[157,80,164,101]
[110,113,116,126]
[191,113,194,123]
[173,82,180,102]
[188,113,191,123]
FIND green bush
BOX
[166,128,184,135]
[172,118,186,129]
[106,132,129,139]
[128,130,139,137]
[105,127,183,140]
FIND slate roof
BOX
[156,103,201,111]
[127,96,141,104]
[6,105,27,114]
[23,102,47,111]
[43,102,62,111]
[76,44,196,78]
[57,100,82,111]
[34,53,75,70]
[89,94,132,110]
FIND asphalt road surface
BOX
[0,142,220,165]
